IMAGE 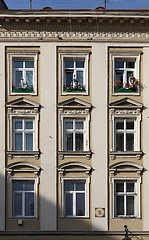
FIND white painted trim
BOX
[7,50,39,96]
[110,176,141,219]
[60,176,90,218]
[110,51,141,96]
[60,51,90,95]
[8,176,39,218]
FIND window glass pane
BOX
[115,61,124,68]
[26,71,33,86]
[15,71,22,87]
[115,71,123,88]
[24,181,34,191]
[126,120,134,129]
[65,182,74,191]
[126,61,135,68]
[126,133,134,151]
[76,71,83,86]
[76,61,84,68]
[126,196,134,215]
[65,61,74,68]
[66,133,73,151]
[76,193,85,216]
[25,121,33,130]
[75,121,84,129]
[13,181,23,191]
[25,193,34,216]
[15,121,22,129]
[14,61,23,68]
[116,196,124,215]
[65,71,73,85]
[76,182,85,191]
[116,121,124,130]
[25,61,34,68]
[65,193,73,216]
[65,121,73,129]
[14,193,22,216]
[25,133,33,151]
[75,133,83,151]
[116,133,124,151]
[116,182,124,192]
[126,182,134,192]
[15,133,23,151]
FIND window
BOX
[7,49,39,95]
[13,60,34,93]
[64,60,86,92]
[115,181,136,217]
[110,50,141,95]
[13,181,35,217]
[115,119,135,151]
[13,119,34,151]
[59,49,90,95]
[64,181,86,217]
[64,119,85,151]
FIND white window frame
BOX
[60,114,90,153]
[7,50,39,95]
[64,118,86,151]
[8,177,39,218]
[111,114,141,153]
[110,51,141,95]
[13,118,34,151]
[115,118,136,152]
[60,176,90,218]
[110,176,141,218]
[60,50,90,95]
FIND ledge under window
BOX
[58,151,91,160]
[6,150,40,160]
[109,151,143,160]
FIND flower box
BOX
[65,89,86,92]
[13,88,33,93]
[115,88,136,93]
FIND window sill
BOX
[115,88,137,93]
[6,150,40,160]
[61,216,89,219]
[112,216,138,219]
[109,151,143,160]
[58,151,91,160]
[13,88,33,93]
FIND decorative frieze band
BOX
[1,30,149,40]
[111,109,141,115]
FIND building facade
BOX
[0,7,148,240]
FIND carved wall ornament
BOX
[63,109,89,115]
[111,109,141,115]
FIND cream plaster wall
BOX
[40,43,57,231]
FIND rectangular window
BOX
[64,59,86,93]
[64,119,85,151]
[115,181,136,217]
[13,60,34,93]
[64,181,86,217]
[13,119,34,151]
[115,119,135,151]
[13,181,35,217]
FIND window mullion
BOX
[73,191,76,217]
[124,119,126,151]
[22,191,25,217]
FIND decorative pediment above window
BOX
[109,98,143,159]
[109,161,143,177]
[6,97,40,114]
[109,97,143,115]
[6,161,41,181]
[58,98,91,159]
[6,98,40,159]
[58,162,91,177]
[58,97,91,113]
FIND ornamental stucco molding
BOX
[1,30,149,40]
[8,109,38,115]
[63,109,89,115]
[111,109,141,115]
